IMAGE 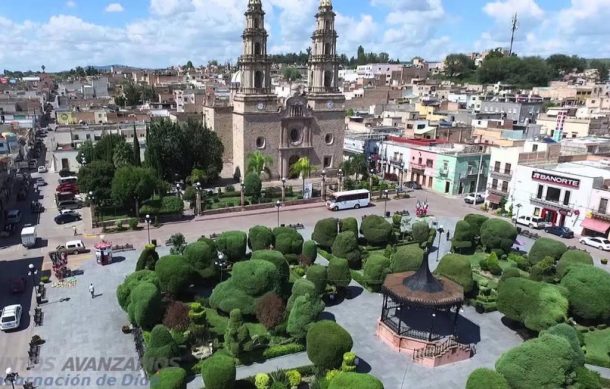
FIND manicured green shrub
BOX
[136,244,160,271]
[216,231,248,261]
[327,257,352,289]
[273,227,304,255]
[557,250,594,278]
[306,320,353,370]
[248,226,274,251]
[480,219,517,255]
[528,237,567,264]
[312,218,338,249]
[302,240,318,264]
[306,264,328,295]
[127,282,163,330]
[411,221,431,245]
[244,172,262,197]
[286,293,325,339]
[251,250,289,282]
[452,220,476,254]
[500,267,521,281]
[331,231,361,269]
[360,215,393,246]
[363,254,390,290]
[262,343,306,359]
[529,256,556,282]
[341,352,357,372]
[201,352,236,389]
[573,367,602,389]
[116,270,159,310]
[542,323,585,366]
[183,241,216,280]
[495,334,579,389]
[390,244,424,273]
[155,255,193,295]
[479,252,503,276]
[197,236,217,251]
[497,277,569,332]
[143,325,180,374]
[286,370,302,387]
[340,217,358,238]
[560,266,610,322]
[464,214,489,236]
[435,254,474,293]
[209,281,256,315]
[287,278,317,311]
[150,367,187,389]
[465,368,509,389]
[328,373,384,389]
[224,309,252,357]
[508,253,530,271]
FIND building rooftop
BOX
[535,161,610,180]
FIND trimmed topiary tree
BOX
[435,254,474,294]
[465,368,509,389]
[528,237,567,265]
[302,240,318,265]
[479,252,503,276]
[560,266,610,322]
[224,309,252,357]
[363,254,390,290]
[251,250,289,283]
[287,278,317,311]
[306,320,353,370]
[411,221,431,246]
[312,218,339,249]
[328,373,384,389]
[557,249,594,278]
[255,292,285,330]
[143,325,181,374]
[360,215,393,246]
[150,367,187,389]
[201,352,236,389]
[136,244,160,271]
[327,257,352,289]
[248,226,274,251]
[480,218,517,255]
[306,264,328,295]
[340,217,358,238]
[541,323,585,366]
[500,267,521,282]
[452,220,476,254]
[127,281,163,330]
[331,231,362,269]
[244,172,262,198]
[155,255,193,296]
[529,256,556,282]
[287,293,325,339]
[464,214,489,237]
[183,241,216,280]
[273,227,304,255]
[495,334,579,389]
[390,245,424,273]
[216,231,248,261]
[117,270,159,311]
[497,277,569,332]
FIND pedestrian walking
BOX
[73,226,77,236]
[446,230,451,241]
[89,283,95,299]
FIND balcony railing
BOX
[410,162,427,171]
[438,169,449,177]
[490,170,512,180]
[529,195,573,211]
[488,187,509,197]
[591,210,610,222]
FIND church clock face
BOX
[257,102,265,111]
[326,100,334,109]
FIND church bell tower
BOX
[238,0,272,95]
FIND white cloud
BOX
[483,0,544,21]
[105,3,124,13]
[149,0,194,17]
[66,0,76,8]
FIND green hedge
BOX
[464,214,489,236]
[140,196,184,216]
[312,218,338,249]
[306,320,353,370]
[452,220,476,254]
[126,281,163,330]
[287,278,317,311]
[150,367,187,389]
[466,368,509,389]
[306,264,328,296]
[273,227,304,255]
[116,270,159,311]
[142,325,180,375]
[183,241,216,280]
[201,352,236,389]
[557,250,594,278]
[435,254,474,294]
[390,245,424,273]
[248,226,274,251]
[302,240,318,264]
[340,217,359,238]
[216,231,248,261]
[363,254,390,290]
[480,219,517,255]
[331,231,362,269]
[155,255,193,295]
[262,343,306,359]
[360,215,393,246]
[328,372,384,389]
[327,257,352,289]
[286,293,325,340]
[561,266,610,322]
[528,238,567,264]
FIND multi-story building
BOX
[479,100,542,126]
[537,108,610,139]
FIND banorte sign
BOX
[532,171,580,189]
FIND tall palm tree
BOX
[290,157,316,196]
[247,151,273,176]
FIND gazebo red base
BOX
[376,320,474,367]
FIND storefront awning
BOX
[581,218,610,234]
[487,194,502,204]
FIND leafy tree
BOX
[116,270,159,310]
[112,140,134,168]
[463,214,488,237]
[283,67,302,81]
[255,292,286,329]
[244,172,262,198]
[115,95,126,107]
[287,293,325,339]
[183,241,216,280]
[251,250,289,283]
[94,134,126,164]
[111,166,157,212]
[287,278,317,311]
[363,254,390,290]
[201,352,236,389]
[340,217,359,238]
[127,281,163,330]
[590,59,609,82]
[528,238,567,264]
[162,301,190,331]
[76,140,95,165]
[290,157,315,194]
[546,54,587,76]
[273,227,304,255]
[306,320,353,370]
[133,125,141,166]
[466,368,509,389]
[247,150,273,175]
[435,254,474,294]
[216,231,247,261]
[136,244,160,271]
[301,240,318,265]
[183,119,223,182]
[77,160,114,203]
[560,266,610,322]
[123,81,142,106]
[411,221,431,246]
[312,218,339,249]
[444,53,476,79]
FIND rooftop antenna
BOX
[509,13,518,56]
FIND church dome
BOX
[231,70,242,84]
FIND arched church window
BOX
[254,42,261,56]
[324,71,333,89]
[324,42,331,55]
[255,71,264,89]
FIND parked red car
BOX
[56,184,79,193]
[9,277,26,294]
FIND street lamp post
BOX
[240,180,245,207]
[399,162,405,193]
[28,263,38,285]
[5,368,18,389]
[195,182,202,216]
[383,189,389,216]
[145,214,151,244]
[338,169,343,192]
[275,200,281,227]
[89,191,95,227]
[320,171,326,200]
[369,168,374,191]
[436,225,445,262]
[281,177,286,203]
[215,252,228,282]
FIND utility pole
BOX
[509,13,518,56]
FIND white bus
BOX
[326,189,371,211]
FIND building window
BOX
[501,181,509,192]
[546,187,561,203]
[426,159,433,168]
[494,161,501,172]
[325,133,334,145]
[504,163,512,174]
[323,156,332,168]
[86,134,91,140]
[599,198,608,214]
[534,207,541,217]
[537,185,544,199]
[256,136,266,149]
[564,191,571,206]
[532,144,538,152]
[73,134,79,140]
[290,128,302,145]
[492,178,498,188]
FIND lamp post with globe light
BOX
[5,368,18,389]
[145,214,151,244]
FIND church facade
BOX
[231,0,346,179]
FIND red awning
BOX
[581,218,610,234]
[487,194,502,204]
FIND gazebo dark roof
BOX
[381,251,464,307]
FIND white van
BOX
[64,240,87,255]
[21,226,37,248]
[58,176,78,185]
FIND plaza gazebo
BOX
[376,250,475,367]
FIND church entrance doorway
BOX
[288,155,300,179]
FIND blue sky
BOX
[0,0,608,71]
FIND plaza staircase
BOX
[412,336,476,366]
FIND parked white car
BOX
[512,215,550,229]
[579,237,610,251]
[464,193,485,204]
[37,166,48,173]
[0,304,22,331]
